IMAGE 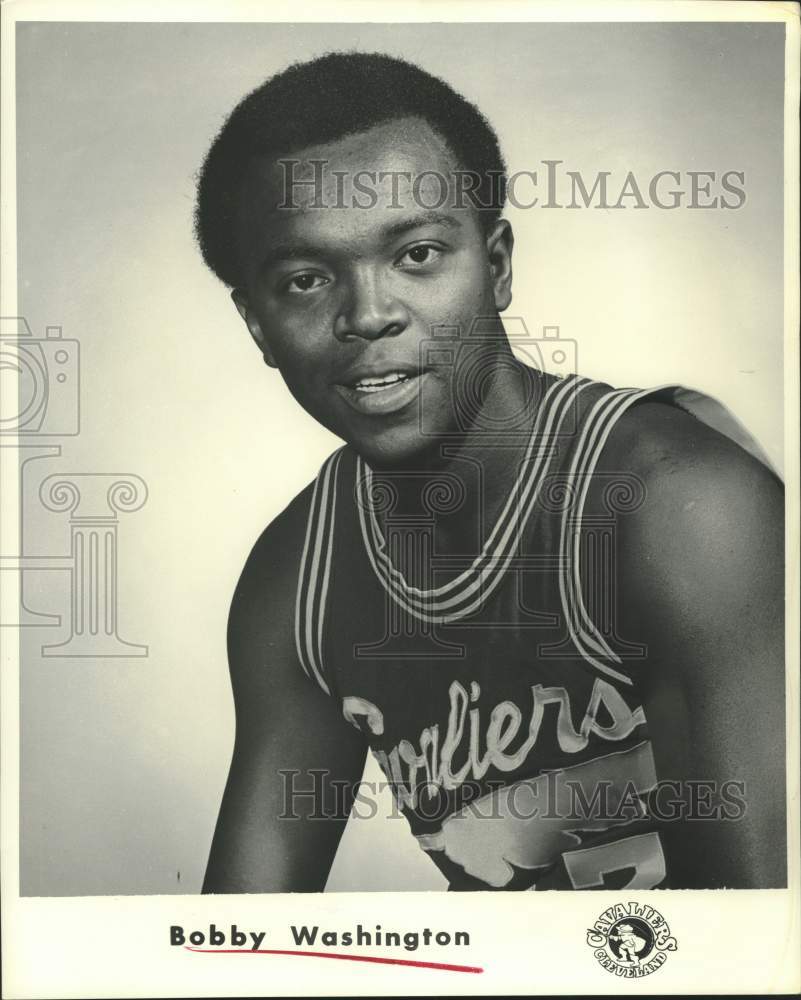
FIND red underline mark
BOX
[185,946,483,974]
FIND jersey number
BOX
[563,832,666,889]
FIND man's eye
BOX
[398,244,442,267]
[284,273,329,294]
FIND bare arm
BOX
[203,491,367,893]
[612,407,785,888]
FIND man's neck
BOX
[369,359,549,563]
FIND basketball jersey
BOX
[293,372,773,891]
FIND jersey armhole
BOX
[556,385,679,687]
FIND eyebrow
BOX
[381,211,461,239]
[259,211,462,268]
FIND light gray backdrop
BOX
[14,20,784,894]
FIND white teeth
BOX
[353,372,411,392]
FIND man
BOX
[609,924,647,965]
[195,52,785,892]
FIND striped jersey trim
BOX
[356,375,592,623]
[293,448,344,695]
[556,384,677,685]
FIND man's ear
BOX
[485,218,514,312]
[231,288,277,367]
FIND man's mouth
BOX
[334,366,427,416]
[350,371,413,394]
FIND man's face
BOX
[231,117,513,467]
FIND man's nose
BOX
[333,267,409,342]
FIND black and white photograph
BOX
[2,1,799,997]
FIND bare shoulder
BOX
[597,396,779,487]
[226,479,316,705]
[595,396,782,522]
[592,397,783,627]
[233,480,316,617]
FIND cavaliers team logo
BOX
[586,902,677,977]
